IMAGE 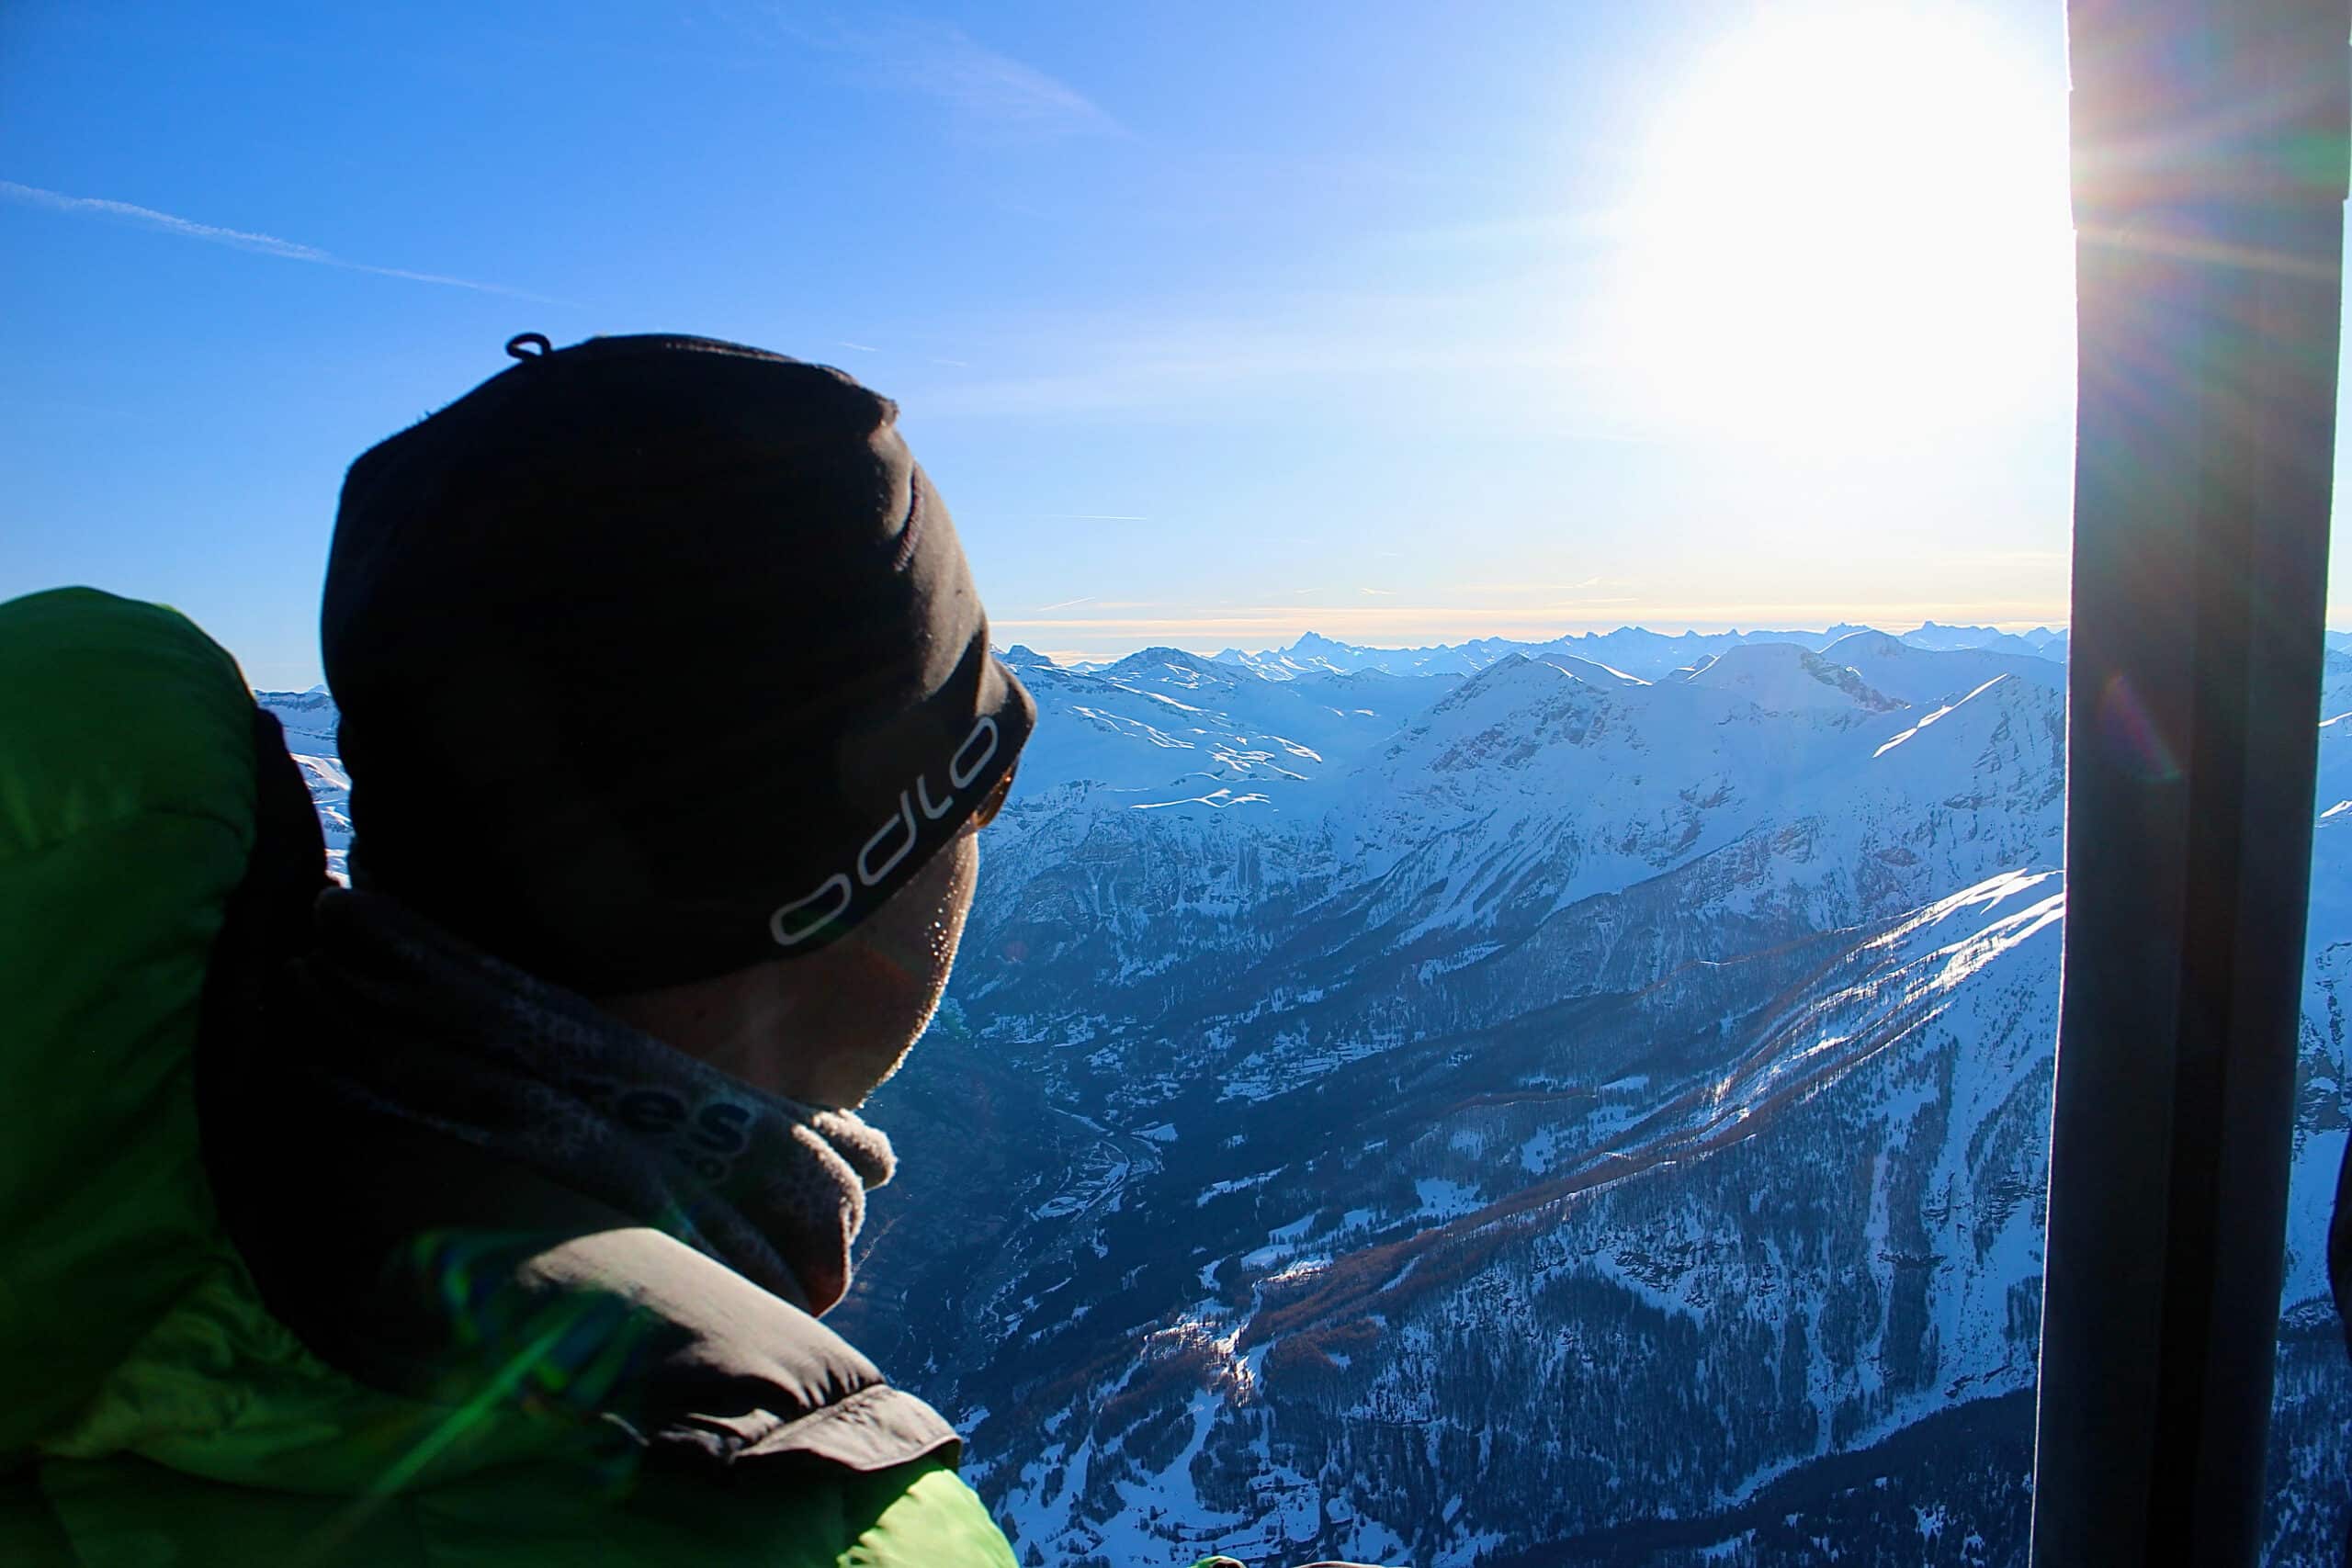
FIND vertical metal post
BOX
[2033,3,2349,1563]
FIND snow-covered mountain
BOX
[259,622,2352,1567]
[1210,621,2069,684]
[260,686,351,879]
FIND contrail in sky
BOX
[0,180,566,303]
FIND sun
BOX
[1602,2,2075,448]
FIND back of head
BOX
[325,333,1034,992]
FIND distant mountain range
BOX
[1176,621,2072,684]
[259,623,2352,1567]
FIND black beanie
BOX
[322,333,1036,992]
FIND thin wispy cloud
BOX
[894,25,1115,135]
[837,340,880,353]
[913,287,1629,426]
[1035,595,1095,613]
[797,17,1117,139]
[1388,209,1628,253]
[1454,577,1638,598]
[1360,586,1394,596]
[0,180,564,303]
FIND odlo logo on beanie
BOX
[767,714,1003,949]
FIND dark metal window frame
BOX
[2032,3,2350,1562]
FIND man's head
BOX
[322,333,1034,1099]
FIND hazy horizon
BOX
[995,611,2075,671]
[244,614,2091,694]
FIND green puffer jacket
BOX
[0,588,1017,1568]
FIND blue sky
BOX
[0,0,2260,684]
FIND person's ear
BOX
[971,764,1017,829]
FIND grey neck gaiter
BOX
[297,887,893,1315]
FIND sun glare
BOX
[1604,2,2074,448]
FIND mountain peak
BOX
[1102,646,1237,683]
[1424,650,1536,706]
[1685,640,1902,713]
[1821,629,1908,660]
[1121,644,1214,666]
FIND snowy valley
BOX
[263,621,2352,1567]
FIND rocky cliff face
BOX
[261,630,2352,1566]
